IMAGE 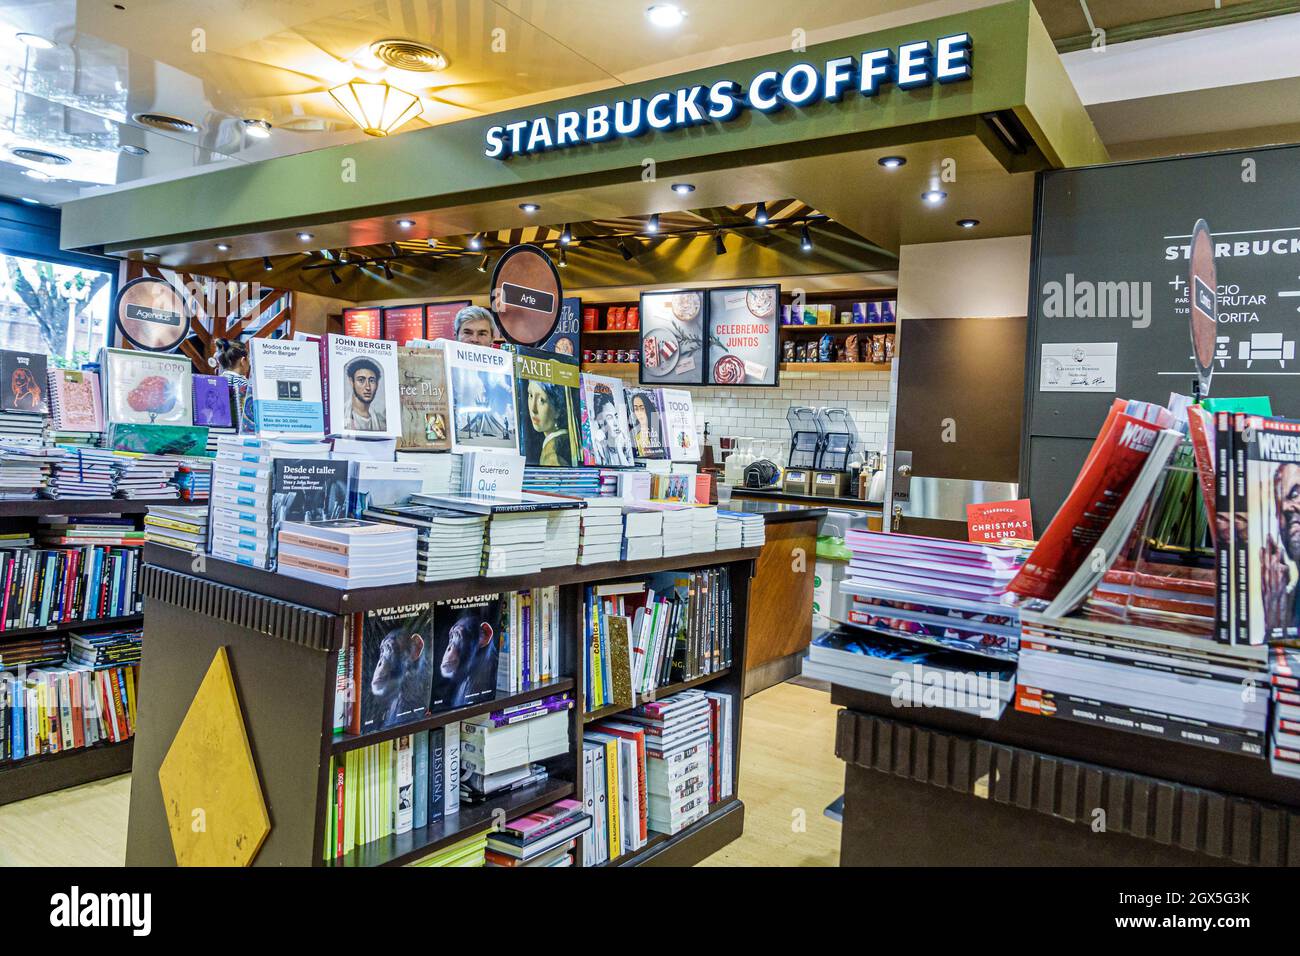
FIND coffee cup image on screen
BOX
[452,366,516,446]
[340,356,387,432]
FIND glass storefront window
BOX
[0,251,114,367]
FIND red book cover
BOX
[1186,404,1217,543]
[965,499,1033,544]
[382,305,425,346]
[1008,412,1164,601]
[342,307,381,339]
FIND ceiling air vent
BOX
[369,38,448,72]
[10,147,70,165]
[132,112,199,134]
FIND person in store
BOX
[212,337,253,432]
[525,379,572,466]
[343,356,386,432]
[454,306,499,346]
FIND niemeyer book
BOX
[359,604,436,732]
[438,339,517,454]
[325,334,401,440]
[396,346,451,451]
[430,594,503,711]
[100,347,192,426]
[509,345,580,467]
[248,338,324,435]
[579,373,634,467]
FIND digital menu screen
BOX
[639,289,705,385]
[706,285,780,386]
[382,305,425,346]
[342,307,381,339]
[424,300,473,341]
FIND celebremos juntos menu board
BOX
[639,285,780,386]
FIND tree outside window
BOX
[1,252,114,367]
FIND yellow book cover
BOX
[604,738,621,859]
[590,602,605,707]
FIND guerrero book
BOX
[430,593,503,712]
[438,339,517,454]
[268,459,358,567]
[0,349,48,413]
[396,347,451,451]
[625,387,666,460]
[191,375,233,428]
[100,348,192,426]
[507,345,580,467]
[47,368,103,431]
[359,604,436,732]
[1243,415,1300,644]
[325,334,401,440]
[579,373,634,467]
[249,339,324,435]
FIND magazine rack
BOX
[126,543,759,867]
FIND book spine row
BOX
[0,664,137,762]
[0,545,142,631]
[500,586,560,695]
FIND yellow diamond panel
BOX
[158,646,270,866]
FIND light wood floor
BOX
[0,680,841,867]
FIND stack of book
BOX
[143,504,209,554]
[35,514,142,549]
[689,504,717,553]
[460,708,569,802]
[277,519,417,589]
[0,631,66,669]
[486,798,591,867]
[112,452,181,500]
[362,504,486,582]
[0,410,46,448]
[46,447,115,498]
[542,508,581,569]
[323,727,463,861]
[499,588,564,692]
[655,504,695,558]
[482,512,548,577]
[621,507,664,561]
[1269,646,1300,779]
[397,450,462,495]
[714,511,743,550]
[523,466,602,498]
[409,832,486,868]
[0,448,52,499]
[1016,610,1268,755]
[621,690,713,836]
[68,626,143,668]
[0,661,138,762]
[577,497,624,565]
[718,509,765,548]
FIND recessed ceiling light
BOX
[22,169,51,181]
[15,33,55,50]
[11,147,70,165]
[215,242,231,251]
[646,4,686,28]
[878,156,906,168]
[396,219,414,228]
[19,197,40,205]
[133,112,199,134]
[241,118,272,139]
[119,144,149,156]
[956,218,980,228]
[922,190,947,204]
[297,232,313,241]
[519,202,539,213]
[671,182,694,194]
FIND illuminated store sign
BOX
[484,33,972,159]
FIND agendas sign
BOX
[113,276,189,352]
[490,244,563,347]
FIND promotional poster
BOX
[249,339,324,435]
[430,593,503,711]
[325,334,401,440]
[707,285,780,386]
[640,290,705,385]
[510,345,580,467]
[360,603,437,732]
[441,339,517,454]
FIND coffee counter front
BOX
[722,499,828,695]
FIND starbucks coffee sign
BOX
[484,33,972,159]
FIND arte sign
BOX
[484,33,971,159]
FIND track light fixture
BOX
[262,256,273,272]
[383,262,394,280]
[558,248,568,268]
[477,254,490,273]
[469,234,483,250]
[713,231,727,255]
[618,239,634,261]
[646,213,660,234]
[560,223,572,245]
[754,202,768,225]
[800,224,812,251]
[329,269,341,285]
[389,242,401,257]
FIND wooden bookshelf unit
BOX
[128,543,758,867]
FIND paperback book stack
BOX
[362,504,485,582]
[36,514,142,549]
[460,707,569,802]
[714,511,743,550]
[486,799,591,867]
[578,498,625,565]
[277,519,416,589]
[143,504,209,554]
[1269,645,1300,779]
[68,626,143,668]
[0,448,53,499]
[718,509,765,548]
[0,662,138,762]
[653,503,695,558]
[523,466,602,498]
[112,453,182,500]
[689,504,717,553]
[499,587,564,692]
[410,492,582,578]
[0,412,46,448]
[621,507,664,562]
[323,727,464,861]
[542,508,581,569]
[397,450,462,495]
[409,833,486,868]
[46,447,114,499]
[620,690,713,836]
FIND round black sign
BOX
[113,276,189,353]
[490,243,563,347]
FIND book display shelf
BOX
[127,543,759,867]
[0,498,179,806]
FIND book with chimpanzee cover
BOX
[359,603,436,733]
[429,593,502,713]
